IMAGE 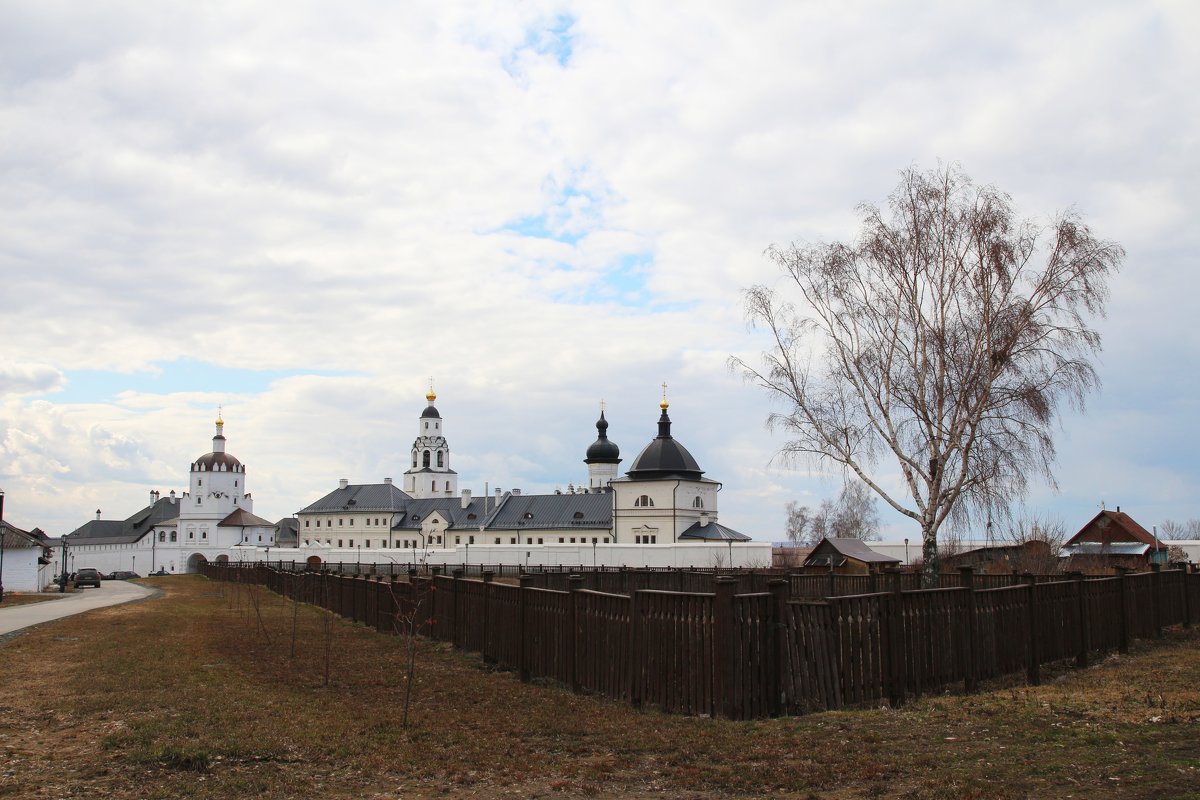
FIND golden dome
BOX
[659,382,669,410]
[426,379,436,403]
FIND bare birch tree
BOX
[733,164,1123,585]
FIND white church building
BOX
[292,387,763,569]
[59,415,276,576]
[54,390,768,577]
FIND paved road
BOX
[0,580,156,637]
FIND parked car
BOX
[110,571,141,580]
[100,572,116,580]
[74,568,102,588]
[149,568,168,576]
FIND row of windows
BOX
[157,530,210,541]
[632,494,704,509]
[304,517,391,528]
[635,535,658,544]
[451,535,612,546]
[304,537,445,548]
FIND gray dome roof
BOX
[420,404,441,419]
[192,451,242,471]
[626,409,703,480]
[584,411,620,463]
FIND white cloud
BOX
[0,1,1196,539]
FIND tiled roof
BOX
[299,482,412,513]
[0,521,44,549]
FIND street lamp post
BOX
[904,538,910,566]
[60,536,69,593]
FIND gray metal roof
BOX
[64,496,185,545]
[678,520,751,541]
[806,537,901,564]
[217,508,275,528]
[1062,542,1151,556]
[485,492,613,531]
[391,496,494,531]
[299,482,412,513]
[626,409,704,480]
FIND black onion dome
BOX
[626,409,703,480]
[420,404,441,419]
[584,411,621,463]
[192,452,242,471]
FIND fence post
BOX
[628,589,643,708]
[451,569,463,648]
[958,567,977,692]
[568,575,584,693]
[713,576,737,719]
[1071,572,1090,668]
[482,571,495,662]
[1181,567,1192,629]
[1151,563,1163,639]
[768,579,789,716]
[887,568,906,706]
[518,574,533,682]
[1023,572,1041,686]
[1115,567,1130,653]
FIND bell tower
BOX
[403,381,458,498]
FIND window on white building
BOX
[693,497,703,508]
[634,495,654,507]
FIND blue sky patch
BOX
[51,358,354,404]
[502,14,576,76]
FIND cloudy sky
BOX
[1,1,1196,542]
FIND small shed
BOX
[941,540,1056,574]
[802,538,901,575]
[1061,508,1168,573]
[1,521,53,593]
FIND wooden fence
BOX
[201,563,1199,720]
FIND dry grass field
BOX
[1,575,1197,799]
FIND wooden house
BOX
[1061,508,1168,573]
[802,538,901,575]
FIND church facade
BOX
[54,390,758,579]
[295,389,750,553]
[60,416,276,575]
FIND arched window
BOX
[634,495,654,507]
[423,450,431,468]
[693,496,704,509]
[412,451,417,467]
[437,451,444,468]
